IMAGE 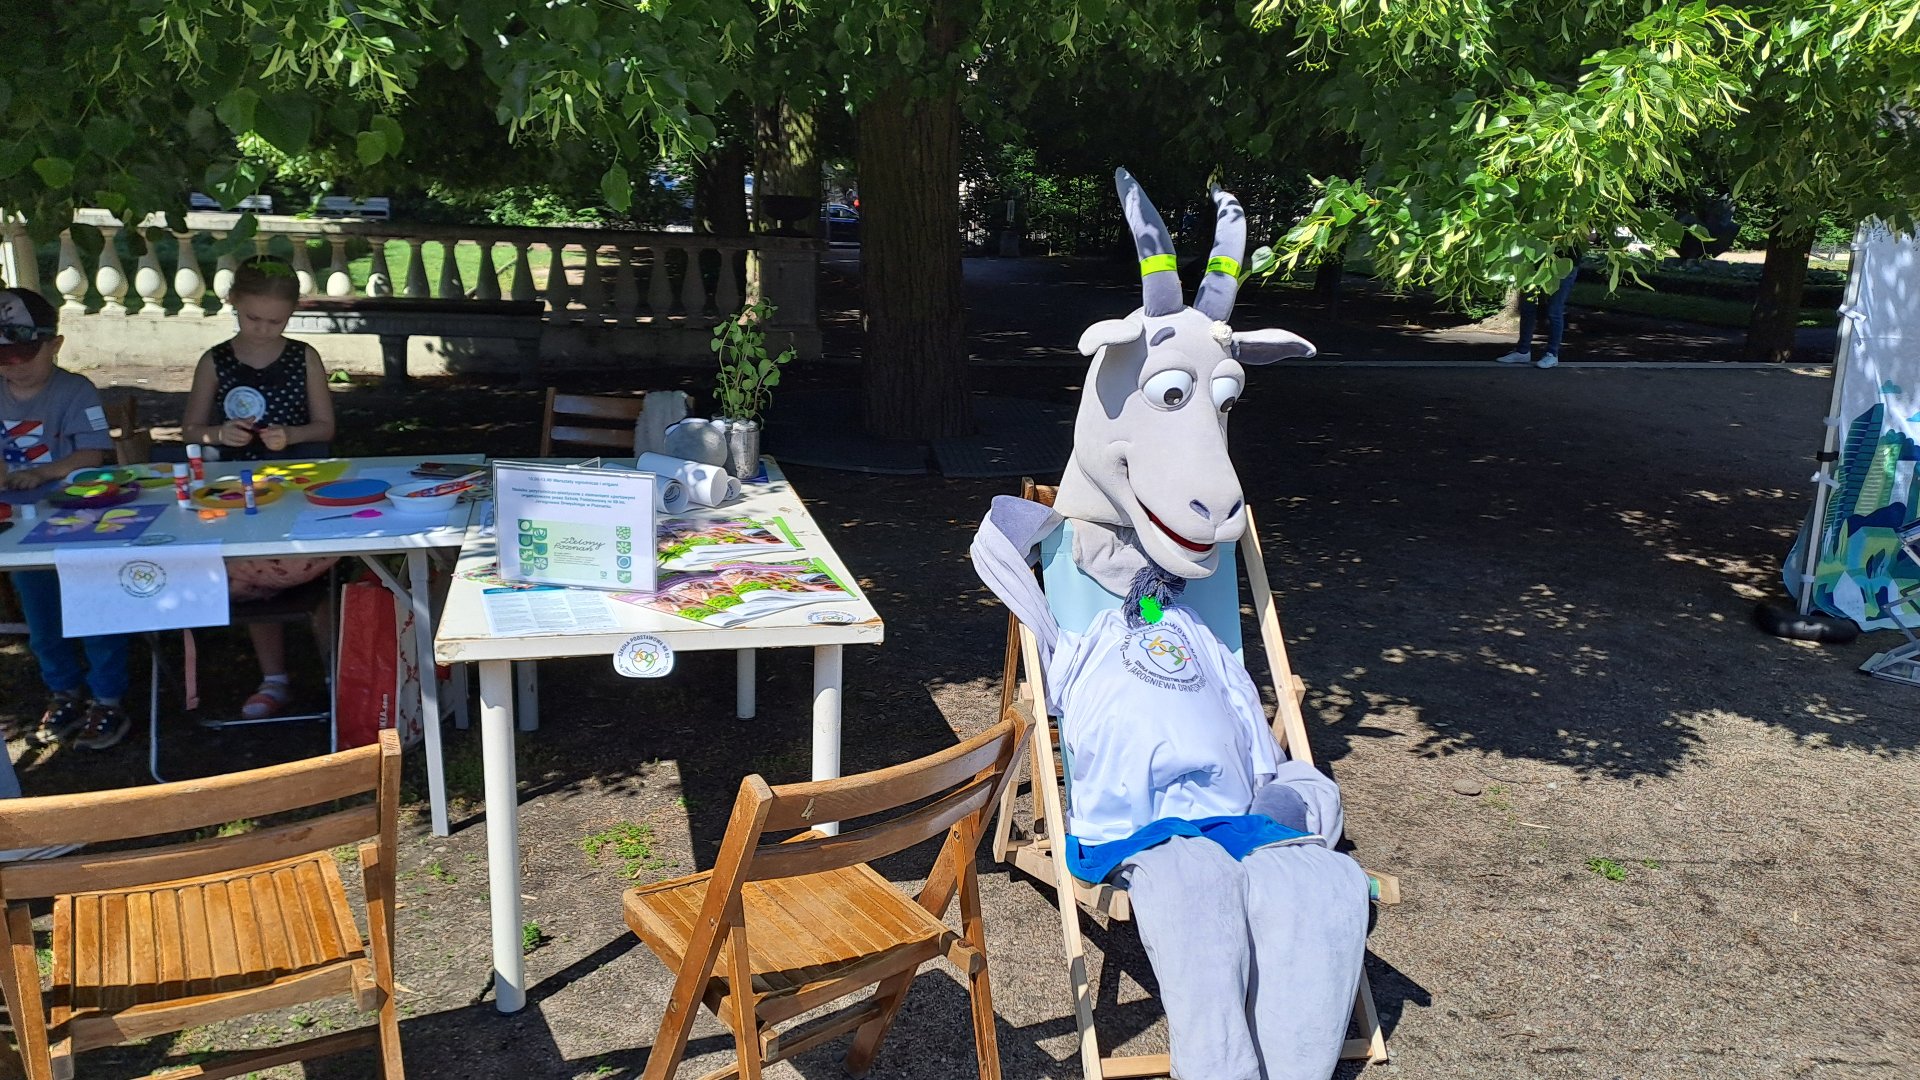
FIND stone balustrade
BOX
[0,210,820,375]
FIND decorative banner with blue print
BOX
[1789,222,1920,630]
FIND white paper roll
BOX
[637,453,739,508]
[654,477,688,514]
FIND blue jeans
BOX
[10,570,132,702]
[1517,268,1578,357]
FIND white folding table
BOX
[0,454,483,836]
[432,458,884,1014]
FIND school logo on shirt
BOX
[1122,623,1206,692]
[1,419,50,464]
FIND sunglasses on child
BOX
[0,324,54,364]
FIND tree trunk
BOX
[855,16,970,441]
[1312,248,1345,314]
[1745,222,1814,363]
[755,96,820,236]
[693,144,750,237]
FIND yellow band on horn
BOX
[1139,254,1178,277]
[1206,256,1242,278]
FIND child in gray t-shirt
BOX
[1,287,133,754]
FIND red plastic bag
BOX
[335,578,423,749]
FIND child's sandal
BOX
[241,681,292,720]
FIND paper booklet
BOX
[613,559,852,628]
[656,517,802,570]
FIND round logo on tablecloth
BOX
[118,560,167,598]
[613,634,674,679]
[132,533,177,546]
[223,385,268,423]
[808,610,857,624]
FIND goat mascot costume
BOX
[971,170,1369,1080]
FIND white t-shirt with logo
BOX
[1046,603,1282,845]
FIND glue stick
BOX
[185,443,205,483]
[172,463,191,508]
[241,468,258,515]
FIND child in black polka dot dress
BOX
[181,258,339,720]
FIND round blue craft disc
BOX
[305,478,391,507]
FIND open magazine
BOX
[614,559,851,628]
[656,517,801,570]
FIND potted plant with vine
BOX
[711,298,796,478]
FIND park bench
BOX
[288,297,545,384]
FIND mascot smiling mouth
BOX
[1145,508,1214,554]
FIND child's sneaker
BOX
[1535,353,1560,369]
[73,702,130,751]
[32,695,87,745]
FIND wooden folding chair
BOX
[623,707,1032,1080]
[538,388,653,457]
[990,480,1399,1079]
[102,396,151,467]
[0,730,406,1079]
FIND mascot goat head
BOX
[1054,168,1317,579]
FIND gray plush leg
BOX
[1243,844,1370,1080]
[1114,836,1261,1080]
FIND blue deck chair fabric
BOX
[1037,521,1244,662]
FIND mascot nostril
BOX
[970,168,1366,1080]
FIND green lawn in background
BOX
[1568,282,1836,330]
[343,240,555,295]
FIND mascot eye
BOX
[1212,374,1244,412]
[1142,370,1195,410]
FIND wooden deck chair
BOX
[0,730,406,1079]
[990,480,1398,1079]
[538,388,650,456]
[623,707,1032,1080]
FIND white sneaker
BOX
[1495,350,1532,365]
[1535,353,1559,369]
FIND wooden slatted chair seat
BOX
[626,710,1031,1080]
[0,732,405,1079]
[626,861,967,1029]
[56,853,371,1019]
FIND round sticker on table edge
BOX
[132,533,178,546]
[613,633,674,679]
[223,385,268,422]
[808,610,857,624]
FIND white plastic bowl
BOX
[386,479,462,515]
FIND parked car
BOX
[822,203,860,245]
[189,192,273,212]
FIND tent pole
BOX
[1797,223,1868,615]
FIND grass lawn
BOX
[1570,281,1836,330]
[343,239,555,295]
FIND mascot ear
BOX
[1230,327,1316,364]
[1079,317,1145,357]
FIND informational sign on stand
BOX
[494,459,657,592]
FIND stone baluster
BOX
[325,236,354,297]
[678,243,708,319]
[133,229,169,316]
[402,239,429,298]
[5,218,39,292]
[173,228,207,316]
[436,239,464,299]
[212,235,238,314]
[251,233,270,260]
[645,245,673,319]
[509,242,536,302]
[95,224,128,314]
[714,247,741,316]
[543,241,570,318]
[366,238,394,297]
[53,230,88,313]
[578,244,605,320]
[289,239,315,296]
[475,241,501,301]
[612,245,639,323]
